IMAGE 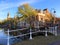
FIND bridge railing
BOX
[3,26,58,45]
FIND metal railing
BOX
[1,26,58,45]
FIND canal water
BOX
[0,29,22,45]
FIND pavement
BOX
[49,40,60,45]
[49,29,60,45]
[57,29,60,35]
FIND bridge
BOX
[1,26,58,45]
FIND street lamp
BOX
[50,8,56,13]
[50,8,56,24]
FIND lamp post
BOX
[50,8,56,24]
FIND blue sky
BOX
[0,0,60,20]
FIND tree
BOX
[17,3,37,28]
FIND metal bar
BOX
[7,29,9,45]
[5,28,27,32]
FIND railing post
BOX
[7,29,9,45]
[55,26,57,36]
[29,28,32,40]
[53,27,54,34]
[45,28,47,37]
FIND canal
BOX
[0,29,22,45]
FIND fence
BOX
[1,26,58,45]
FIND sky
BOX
[0,0,60,20]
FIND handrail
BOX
[5,28,28,32]
[0,26,58,45]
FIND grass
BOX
[13,35,60,45]
[0,28,2,30]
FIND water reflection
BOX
[0,29,22,45]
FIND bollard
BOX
[29,28,32,40]
[7,29,10,45]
